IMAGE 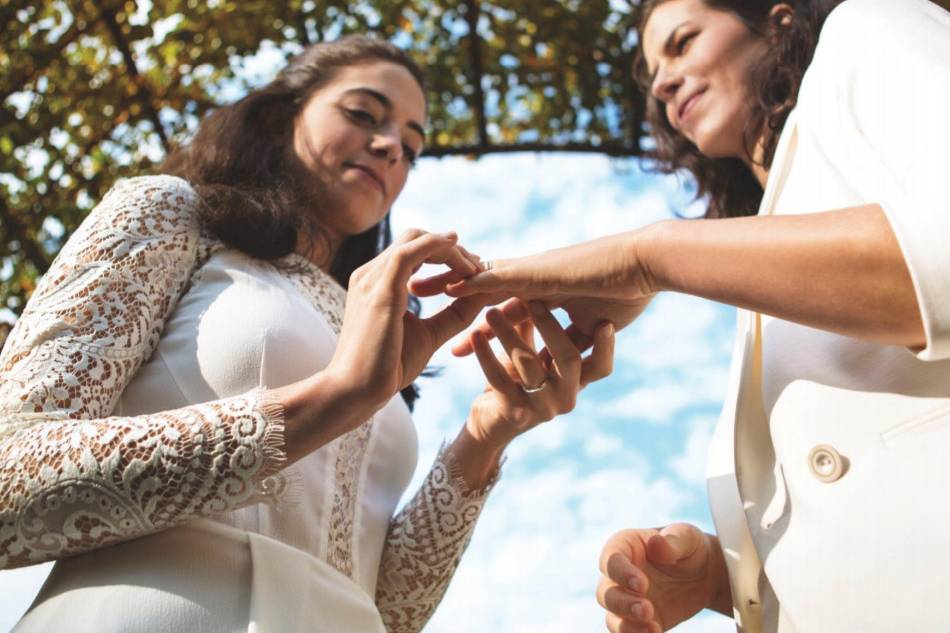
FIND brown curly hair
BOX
[633,0,845,218]
[160,35,428,408]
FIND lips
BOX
[677,89,706,124]
[344,162,386,196]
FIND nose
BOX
[369,126,403,164]
[651,64,682,103]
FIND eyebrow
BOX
[343,87,426,144]
[648,21,690,87]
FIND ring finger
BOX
[485,307,548,389]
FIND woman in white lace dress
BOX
[0,36,616,632]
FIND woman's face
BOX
[642,0,768,159]
[292,60,426,239]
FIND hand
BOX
[465,300,615,448]
[324,229,487,415]
[596,524,731,633]
[409,231,656,356]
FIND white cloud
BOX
[671,415,719,486]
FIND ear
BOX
[768,2,795,37]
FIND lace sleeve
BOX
[375,444,501,633]
[0,176,287,570]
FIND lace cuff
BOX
[375,442,503,633]
[0,388,287,570]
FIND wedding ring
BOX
[521,380,547,394]
[482,260,493,272]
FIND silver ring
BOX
[520,380,547,394]
[482,259,493,272]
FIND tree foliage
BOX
[3,0,949,340]
[1,0,645,333]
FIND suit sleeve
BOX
[820,0,950,359]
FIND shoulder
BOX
[819,0,949,50]
[79,174,203,245]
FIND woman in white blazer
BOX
[411,0,950,630]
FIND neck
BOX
[297,229,342,273]
[743,137,770,188]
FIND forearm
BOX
[639,203,924,347]
[273,371,381,466]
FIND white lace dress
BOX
[0,175,498,633]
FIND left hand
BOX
[465,300,616,447]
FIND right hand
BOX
[323,229,487,413]
[596,523,731,633]
[408,231,657,356]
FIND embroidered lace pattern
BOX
[282,260,374,578]
[0,175,501,633]
[376,444,501,633]
[0,176,287,569]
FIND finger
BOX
[601,551,646,593]
[451,297,533,356]
[409,269,467,297]
[605,612,659,633]
[415,244,482,278]
[514,317,535,347]
[471,331,521,398]
[421,295,493,348]
[581,321,616,387]
[386,232,459,285]
[538,322,596,367]
[528,301,581,379]
[597,583,656,624]
[456,244,486,272]
[444,257,530,297]
[485,308,547,389]
[647,523,704,569]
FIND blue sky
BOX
[0,153,738,632]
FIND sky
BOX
[0,155,738,633]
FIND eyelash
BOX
[346,107,419,166]
[676,32,697,53]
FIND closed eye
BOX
[346,108,378,125]
[403,144,418,166]
[675,31,697,54]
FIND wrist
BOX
[635,220,675,294]
[276,370,378,462]
[447,421,509,491]
[704,532,734,617]
[464,406,518,451]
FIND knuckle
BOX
[399,228,425,241]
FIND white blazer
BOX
[707,1,950,631]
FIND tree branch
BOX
[463,0,489,147]
[423,141,642,158]
[0,197,51,274]
[96,6,170,151]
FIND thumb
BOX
[647,523,705,571]
[422,295,492,349]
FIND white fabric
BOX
[708,1,950,632]
[3,176,498,633]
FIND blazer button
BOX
[807,444,848,483]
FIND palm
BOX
[625,529,713,631]
[558,294,652,336]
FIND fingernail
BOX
[440,231,458,239]
[628,576,640,592]
[631,603,643,618]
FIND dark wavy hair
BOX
[633,0,845,218]
[160,35,428,409]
